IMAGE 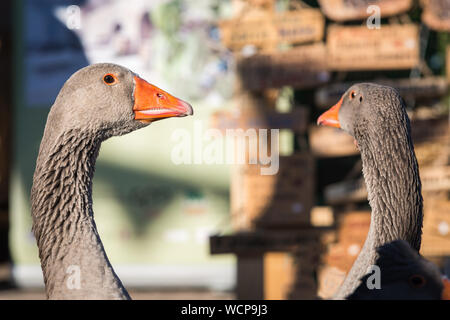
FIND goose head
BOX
[49,63,193,139]
[317,83,406,142]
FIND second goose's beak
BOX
[317,97,342,128]
[133,76,193,123]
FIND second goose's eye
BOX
[408,274,426,288]
[103,74,117,85]
[350,91,356,100]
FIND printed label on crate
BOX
[219,9,324,50]
[326,24,419,71]
[318,0,412,21]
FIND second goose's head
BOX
[317,83,408,144]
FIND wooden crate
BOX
[336,211,371,244]
[318,0,412,22]
[325,211,371,266]
[318,211,371,298]
[413,117,449,167]
[231,153,315,230]
[326,24,419,71]
[421,198,450,256]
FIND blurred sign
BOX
[315,77,449,108]
[237,44,330,90]
[219,9,324,50]
[422,0,450,31]
[318,0,412,21]
[210,107,308,133]
[231,153,314,230]
[327,24,419,70]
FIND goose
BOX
[317,83,423,299]
[30,63,193,299]
[348,240,450,300]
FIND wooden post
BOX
[236,253,264,300]
[446,45,450,84]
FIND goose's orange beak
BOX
[133,76,193,123]
[317,97,342,128]
[442,277,450,300]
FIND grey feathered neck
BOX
[31,128,130,300]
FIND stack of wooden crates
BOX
[209,84,323,299]
[210,0,330,300]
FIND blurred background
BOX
[0,0,449,299]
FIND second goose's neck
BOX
[31,129,130,299]
[334,121,423,299]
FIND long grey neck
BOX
[31,128,130,300]
[334,120,423,299]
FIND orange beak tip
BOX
[317,98,343,128]
[133,76,193,121]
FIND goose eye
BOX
[103,74,117,85]
[156,93,164,98]
[350,91,356,99]
[408,274,426,288]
